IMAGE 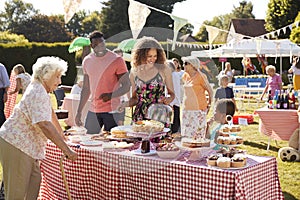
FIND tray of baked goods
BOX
[175,137,213,151]
[112,120,170,138]
[216,134,244,147]
[206,152,248,169]
[219,124,242,135]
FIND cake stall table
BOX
[255,107,299,150]
[38,142,284,200]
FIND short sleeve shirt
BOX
[214,87,234,99]
[266,73,282,97]
[82,51,128,112]
[0,81,52,159]
[16,73,31,92]
[290,65,300,75]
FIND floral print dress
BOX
[133,73,165,122]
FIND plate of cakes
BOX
[207,153,248,169]
[216,135,243,147]
[175,137,212,151]
[220,125,242,135]
[111,120,170,137]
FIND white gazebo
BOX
[191,38,300,74]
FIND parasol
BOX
[68,37,91,53]
[117,38,137,53]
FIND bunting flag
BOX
[124,1,300,51]
[170,15,188,51]
[63,0,82,23]
[205,25,221,51]
[4,71,17,118]
[128,0,151,39]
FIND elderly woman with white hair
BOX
[0,56,78,199]
[181,56,213,138]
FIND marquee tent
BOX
[191,38,300,58]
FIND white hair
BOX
[32,56,68,82]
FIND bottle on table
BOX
[273,90,278,109]
[289,90,296,109]
[276,90,281,109]
[283,91,289,109]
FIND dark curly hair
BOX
[131,37,166,70]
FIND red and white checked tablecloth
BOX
[255,107,299,140]
[38,142,284,200]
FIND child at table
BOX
[206,98,236,149]
[214,75,238,111]
[260,65,282,100]
[8,64,31,95]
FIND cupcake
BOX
[231,154,247,168]
[229,136,237,145]
[217,157,231,168]
[236,136,244,144]
[207,154,221,166]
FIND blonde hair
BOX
[266,65,276,73]
[218,75,229,86]
[32,56,68,82]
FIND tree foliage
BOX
[265,0,300,38]
[99,0,185,38]
[15,15,73,42]
[194,1,254,42]
[0,0,39,31]
[290,12,300,43]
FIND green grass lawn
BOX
[0,94,299,199]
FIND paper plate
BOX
[80,140,102,146]
[131,149,156,156]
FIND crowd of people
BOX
[1,29,298,199]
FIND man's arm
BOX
[100,72,131,102]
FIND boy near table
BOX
[206,99,236,149]
[214,75,238,111]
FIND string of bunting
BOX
[127,0,300,51]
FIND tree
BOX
[65,10,88,37]
[290,12,300,43]
[265,0,300,38]
[0,0,39,32]
[194,1,255,43]
[99,0,185,38]
[15,14,73,42]
[81,11,102,37]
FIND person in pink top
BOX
[260,65,282,100]
[181,56,213,138]
[75,31,130,133]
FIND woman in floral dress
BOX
[119,37,174,122]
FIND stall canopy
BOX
[191,38,300,58]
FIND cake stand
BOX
[124,126,170,154]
